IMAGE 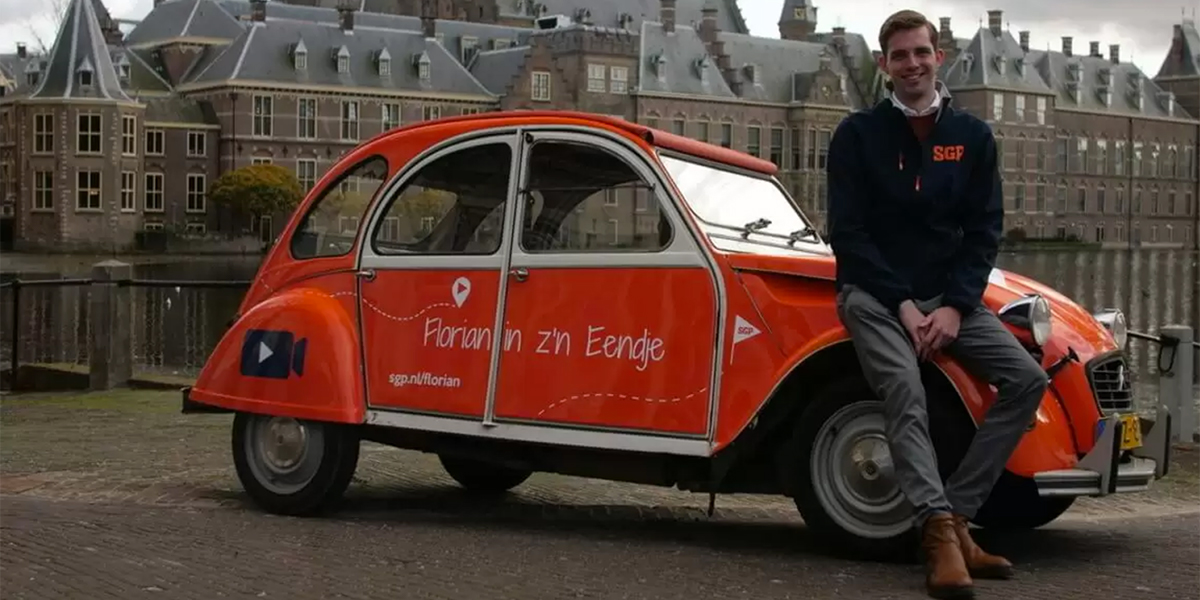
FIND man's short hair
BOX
[878,9,939,55]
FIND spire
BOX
[29,0,133,101]
[779,0,817,41]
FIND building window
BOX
[341,100,359,140]
[76,170,101,210]
[1077,187,1087,212]
[747,126,761,157]
[531,71,551,101]
[298,98,317,139]
[1015,95,1025,121]
[77,113,101,154]
[991,94,1003,121]
[423,105,440,121]
[121,171,136,211]
[122,115,136,155]
[770,127,784,168]
[382,103,401,131]
[610,66,628,93]
[1036,97,1046,124]
[33,170,53,210]
[253,95,273,137]
[790,127,802,170]
[1055,136,1068,172]
[1114,140,1125,176]
[251,157,272,165]
[187,131,205,157]
[296,158,317,192]
[145,173,164,212]
[1095,139,1107,176]
[720,123,732,149]
[34,113,53,154]
[145,128,163,155]
[587,63,606,92]
[187,173,207,213]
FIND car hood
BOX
[724,253,1118,356]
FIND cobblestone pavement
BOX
[1,390,1198,599]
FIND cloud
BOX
[740,0,1186,76]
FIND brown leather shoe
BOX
[952,514,1014,580]
[921,513,975,599]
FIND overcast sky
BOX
[1,0,1190,78]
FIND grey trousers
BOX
[835,284,1048,529]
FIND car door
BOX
[357,132,521,418]
[488,130,720,437]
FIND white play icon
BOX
[452,277,471,307]
[258,342,274,363]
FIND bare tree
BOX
[25,0,70,54]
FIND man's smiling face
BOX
[879,24,945,105]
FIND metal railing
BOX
[1,276,252,386]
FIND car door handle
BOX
[510,267,528,282]
[357,268,376,281]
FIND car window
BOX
[371,142,512,255]
[520,140,672,253]
[290,156,389,259]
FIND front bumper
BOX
[1034,405,1172,497]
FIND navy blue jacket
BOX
[826,96,1003,316]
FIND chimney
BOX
[699,3,717,45]
[1019,30,1029,52]
[832,26,846,49]
[250,0,266,22]
[16,42,26,58]
[1109,44,1120,64]
[987,9,1002,36]
[661,0,676,33]
[1062,36,1072,56]
[338,4,355,32]
[420,0,436,38]
[1089,40,1100,57]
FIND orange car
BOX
[182,110,1172,558]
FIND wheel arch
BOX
[719,338,977,490]
[189,286,366,424]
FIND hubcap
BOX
[244,415,325,495]
[810,401,913,539]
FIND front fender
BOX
[189,287,365,424]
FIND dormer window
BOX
[694,56,709,83]
[961,53,974,76]
[377,48,391,76]
[335,45,350,73]
[413,51,431,81]
[293,39,308,70]
[1015,57,1026,77]
[993,55,1006,75]
[743,64,757,84]
[114,54,131,82]
[24,60,40,87]
[76,57,94,87]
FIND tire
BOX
[782,377,918,561]
[439,454,531,494]
[971,470,1076,529]
[231,412,361,516]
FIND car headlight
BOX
[998,294,1053,347]
[1093,308,1128,349]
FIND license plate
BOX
[1119,414,1143,450]
[1097,414,1144,451]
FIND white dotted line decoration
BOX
[535,387,708,417]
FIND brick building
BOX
[0,0,1196,252]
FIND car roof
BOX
[347,110,780,178]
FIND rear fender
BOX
[189,287,365,424]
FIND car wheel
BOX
[971,470,1076,529]
[439,454,532,494]
[782,378,919,561]
[231,412,360,516]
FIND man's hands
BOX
[898,301,961,361]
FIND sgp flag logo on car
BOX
[730,315,761,363]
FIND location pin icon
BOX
[452,277,471,307]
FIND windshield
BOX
[658,153,829,256]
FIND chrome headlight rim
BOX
[998,294,1053,347]
[1093,308,1128,349]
